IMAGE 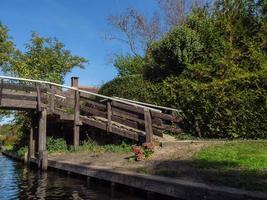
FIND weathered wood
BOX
[28,122,34,161]
[112,109,144,124]
[1,93,37,101]
[73,90,80,149]
[81,106,106,118]
[80,116,140,141]
[49,86,55,112]
[36,83,42,111]
[107,100,112,132]
[38,108,47,170]
[151,111,182,123]
[144,108,153,143]
[1,82,47,92]
[111,101,144,115]
[0,99,37,110]
[0,79,3,105]
[80,96,106,109]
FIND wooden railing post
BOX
[71,77,80,149]
[28,118,34,162]
[107,100,112,132]
[38,108,47,170]
[49,86,55,112]
[36,83,42,112]
[144,108,153,143]
[0,79,3,105]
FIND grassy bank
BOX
[135,141,267,191]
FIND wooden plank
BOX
[0,80,3,105]
[38,109,47,170]
[36,83,41,111]
[107,101,112,132]
[111,101,144,114]
[49,86,55,112]
[1,93,37,101]
[80,96,106,109]
[80,116,140,141]
[144,108,153,143]
[0,98,37,109]
[2,82,47,92]
[151,111,182,123]
[81,106,106,118]
[73,90,80,148]
[112,109,144,124]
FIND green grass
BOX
[74,138,132,153]
[194,141,267,170]
[47,137,132,154]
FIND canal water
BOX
[0,154,172,200]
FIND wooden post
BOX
[71,77,80,149]
[38,109,47,170]
[107,100,112,132]
[49,86,55,112]
[28,121,34,162]
[36,83,42,112]
[144,108,153,143]
[0,79,3,105]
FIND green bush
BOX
[47,137,68,153]
[153,72,267,139]
[17,146,28,157]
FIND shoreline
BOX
[2,151,267,200]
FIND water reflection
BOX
[0,155,149,200]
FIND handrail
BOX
[114,97,182,113]
[0,75,174,113]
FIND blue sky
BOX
[0,0,158,87]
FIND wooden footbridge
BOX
[0,76,182,170]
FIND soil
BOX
[49,139,267,192]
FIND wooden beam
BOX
[73,90,80,149]
[107,100,112,132]
[36,83,42,112]
[28,121,34,161]
[38,108,47,170]
[49,86,55,112]
[0,79,3,105]
[144,108,153,143]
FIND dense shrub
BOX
[152,72,267,138]
[99,75,152,102]
[47,137,68,153]
[100,1,267,139]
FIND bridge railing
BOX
[0,76,183,142]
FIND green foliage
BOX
[17,146,28,157]
[47,137,68,153]
[75,138,132,153]
[99,75,152,101]
[3,33,87,83]
[144,25,204,81]
[0,22,15,68]
[100,1,267,139]
[114,54,144,76]
[194,141,267,170]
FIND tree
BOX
[113,54,144,76]
[0,22,15,69]
[107,8,162,56]
[3,33,87,83]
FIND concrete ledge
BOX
[49,160,267,200]
[3,151,267,200]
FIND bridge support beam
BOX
[144,108,153,143]
[72,77,80,150]
[38,109,47,170]
[28,121,34,162]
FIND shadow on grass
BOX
[140,159,267,192]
